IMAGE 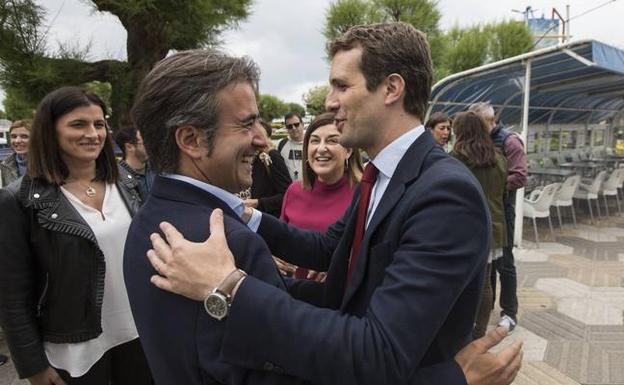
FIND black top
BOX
[250,149,292,217]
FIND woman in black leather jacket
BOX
[0,87,152,385]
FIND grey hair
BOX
[131,49,260,173]
[468,102,495,119]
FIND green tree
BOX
[84,81,113,111]
[257,94,287,123]
[323,1,532,82]
[303,85,330,117]
[285,102,306,118]
[324,0,443,76]
[372,0,440,35]
[437,21,532,80]
[440,26,489,75]
[3,86,36,120]
[487,20,533,62]
[324,0,381,41]
[0,0,252,129]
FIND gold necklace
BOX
[69,180,97,198]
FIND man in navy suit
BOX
[146,23,523,384]
[124,50,306,384]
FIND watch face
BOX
[204,293,228,320]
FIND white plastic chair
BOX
[523,183,559,248]
[528,159,540,169]
[542,158,556,168]
[553,175,581,228]
[618,166,624,202]
[573,170,607,224]
[600,169,623,216]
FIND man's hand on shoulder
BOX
[147,209,237,301]
[455,326,523,385]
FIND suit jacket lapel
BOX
[322,192,360,309]
[341,130,438,308]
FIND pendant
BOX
[85,185,96,197]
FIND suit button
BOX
[33,193,40,199]
[263,362,274,371]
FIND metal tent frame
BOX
[428,40,624,246]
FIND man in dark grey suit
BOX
[146,23,523,385]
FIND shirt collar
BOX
[370,125,425,179]
[163,174,245,216]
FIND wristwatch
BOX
[203,269,247,320]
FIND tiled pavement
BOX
[2,212,624,384]
[499,211,624,385]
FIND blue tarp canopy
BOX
[428,40,624,125]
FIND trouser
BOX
[473,263,493,339]
[491,191,519,321]
[55,338,153,385]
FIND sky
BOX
[1,0,623,108]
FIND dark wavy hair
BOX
[28,86,118,184]
[451,112,497,168]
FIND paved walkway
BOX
[2,212,624,384]
[496,211,624,384]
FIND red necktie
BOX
[347,162,379,285]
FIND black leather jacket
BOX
[0,167,142,378]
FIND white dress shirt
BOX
[164,174,262,231]
[366,126,425,227]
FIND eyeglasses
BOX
[285,122,301,130]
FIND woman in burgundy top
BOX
[279,112,363,279]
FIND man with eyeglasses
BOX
[277,112,305,180]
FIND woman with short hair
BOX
[425,111,452,149]
[0,86,151,385]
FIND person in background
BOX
[0,120,31,187]
[243,121,292,217]
[115,127,154,198]
[0,86,150,385]
[277,112,305,180]
[0,120,30,367]
[425,111,452,149]
[451,111,508,339]
[0,120,32,366]
[279,111,362,280]
[469,101,528,333]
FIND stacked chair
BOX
[552,175,581,228]
[523,183,559,248]
[573,170,607,224]
[600,168,624,216]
